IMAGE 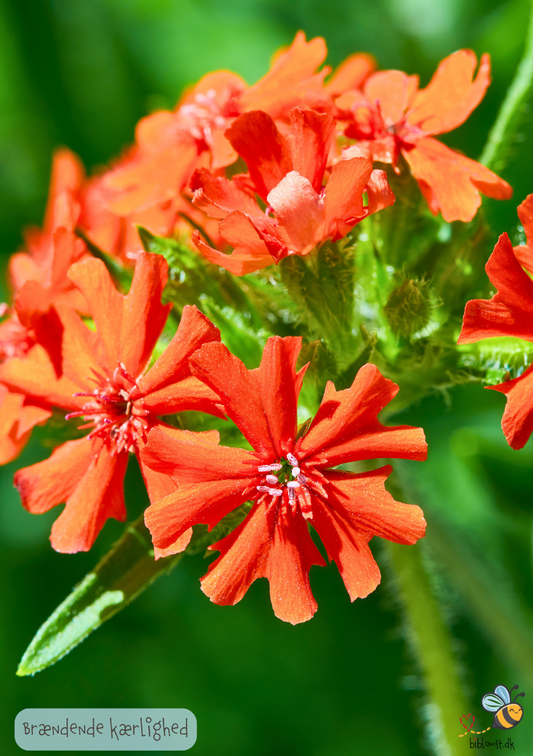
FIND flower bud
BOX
[384,277,432,338]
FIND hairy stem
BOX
[386,538,469,756]
[480,0,533,172]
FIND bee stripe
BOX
[497,707,518,728]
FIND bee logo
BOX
[482,684,525,730]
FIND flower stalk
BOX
[387,538,469,756]
[480,0,533,173]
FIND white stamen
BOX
[257,485,270,492]
[266,474,279,485]
[269,488,283,497]
[258,463,283,472]
[291,466,300,476]
[288,487,296,501]
[297,474,307,484]
[287,453,298,466]
[287,481,300,489]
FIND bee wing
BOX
[482,694,505,712]
[495,685,511,704]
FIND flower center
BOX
[178,89,230,146]
[256,452,312,517]
[66,362,150,454]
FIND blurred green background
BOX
[2,0,533,754]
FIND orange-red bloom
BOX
[0,253,223,552]
[0,149,90,464]
[101,33,373,219]
[339,50,512,222]
[191,108,394,274]
[459,209,533,449]
[141,338,427,624]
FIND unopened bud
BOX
[384,277,432,338]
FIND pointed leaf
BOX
[17,516,182,676]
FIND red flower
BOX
[458,228,533,449]
[0,252,223,552]
[10,148,88,314]
[141,337,427,624]
[338,50,512,222]
[512,194,533,274]
[191,108,394,275]
[0,149,90,464]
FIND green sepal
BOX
[17,517,183,676]
[137,227,288,338]
[137,226,229,312]
[336,329,377,390]
[458,335,533,384]
[279,240,358,369]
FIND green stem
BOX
[386,539,469,756]
[428,522,533,684]
[480,0,533,172]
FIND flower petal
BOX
[14,436,97,514]
[67,257,123,372]
[364,70,418,125]
[50,443,128,553]
[43,148,84,232]
[488,366,533,450]
[105,139,198,216]
[403,137,512,223]
[0,344,82,409]
[153,532,193,561]
[193,214,282,276]
[139,377,225,417]
[459,233,533,343]
[118,252,172,377]
[190,168,259,218]
[145,479,255,551]
[136,305,220,396]
[514,194,533,274]
[310,501,380,601]
[141,424,254,484]
[240,31,329,119]
[267,171,325,252]
[296,363,427,467]
[225,111,292,200]
[310,467,425,598]
[324,156,373,240]
[288,108,335,192]
[190,337,305,457]
[0,389,50,464]
[366,169,396,214]
[322,468,427,544]
[407,51,491,135]
[201,496,325,624]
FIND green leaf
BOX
[17,517,182,676]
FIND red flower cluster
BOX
[0,252,223,552]
[3,30,518,623]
